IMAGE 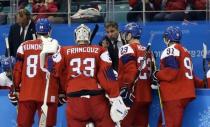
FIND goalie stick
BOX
[39,72,50,127]
[203,43,208,88]
[89,24,99,45]
[39,51,51,127]
[39,38,59,127]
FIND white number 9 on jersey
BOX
[184,57,193,79]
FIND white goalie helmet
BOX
[75,24,91,44]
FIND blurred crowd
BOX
[0,0,208,24]
[128,0,207,22]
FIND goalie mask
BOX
[74,24,91,44]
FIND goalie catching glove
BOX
[109,96,130,123]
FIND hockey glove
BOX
[109,96,129,123]
[8,89,19,106]
[58,93,67,107]
[120,87,134,107]
[151,70,159,89]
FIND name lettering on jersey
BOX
[119,44,134,58]
[66,47,99,55]
[23,44,42,51]
[160,44,180,60]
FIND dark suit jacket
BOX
[99,34,126,71]
[6,20,36,57]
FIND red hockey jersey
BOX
[118,42,152,102]
[13,39,60,103]
[53,45,119,98]
[156,43,196,101]
[207,69,210,88]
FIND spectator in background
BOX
[100,21,126,71]
[32,0,58,22]
[127,0,162,22]
[187,0,206,20]
[6,9,36,57]
[0,2,7,25]
[18,0,33,13]
[153,0,187,21]
[51,0,68,23]
[127,0,142,22]
[18,0,28,9]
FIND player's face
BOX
[106,27,119,41]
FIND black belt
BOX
[67,89,105,97]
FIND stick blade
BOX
[203,43,207,59]
[39,105,48,127]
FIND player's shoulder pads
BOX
[160,44,180,60]
[119,44,134,58]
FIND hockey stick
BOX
[90,24,99,45]
[203,43,208,88]
[39,51,50,127]
[39,38,59,127]
[152,53,166,127]
[39,72,50,127]
[4,33,19,111]
[4,34,14,82]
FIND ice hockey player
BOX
[52,24,129,127]
[118,22,153,127]
[152,26,197,127]
[8,18,66,127]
